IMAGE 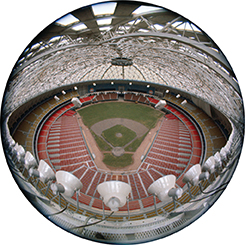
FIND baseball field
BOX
[78,102,162,168]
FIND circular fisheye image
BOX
[1,1,244,244]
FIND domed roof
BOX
[3,1,243,125]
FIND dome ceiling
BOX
[3,1,243,124]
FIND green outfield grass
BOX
[78,102,162,128]
[103,153,133,168]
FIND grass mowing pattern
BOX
[102,125,136,147]
[103,153,133,168]
[78,102,162,128]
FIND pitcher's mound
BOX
[112,147,125,157]
[116,132,123,138]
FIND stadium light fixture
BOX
[202,156,216,180]
[14,144,26,169]
[148,175,181,214]
[13,143,24,163]
[96,17,112,26]
[54,95,60,101]
[24,151,38,171]
[97,181,131,215]
[71,97,82,108]
[181,99,187,105]
[155,100,167,110]
[182,164,202,198]
[72,23,87,31]
[29,159,56,184]
[29,159,56,194]
[51,171,83,211]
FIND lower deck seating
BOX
[93,92,118,102]
[164,93,226,159]
[124,93,150,104]
[13,91,79,153]
[37,108,94,171]
[79,95,95,103]
[147,97,159,105]
[141,103,203,187]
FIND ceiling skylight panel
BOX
[97,17,112,26]
[119,25,130,31]
[56,14,79,26]
[174,22,186,30]
[171,21,183,28]
[138,29,150,33]
[49,36,61,43]
[191,23,202,32]
[128,19,141,25]
[31,43,41,50]
[132,5,163,15]
[154,24,164,30]
[72,23,87,31]
[184,22,194,31]
[92,2,117,16]
[26,52,33,59]
[174,22,200,32]
[99,26,111,31]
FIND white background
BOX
[0,0,244,244]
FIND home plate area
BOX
[91,118,148,157]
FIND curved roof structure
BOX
[1,1,244,245]
[3,1,243,125]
